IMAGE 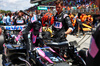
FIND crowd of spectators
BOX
[41,0,99,13]
[0,0,99,26]
[0,11,29,25]
[0,13,15,25]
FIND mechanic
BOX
[35,10,42,23]
[52,0,73,42]
[86,0,100,66]
[50,0,73,58]
[26,12,33,24]
[20,10,43,52]
[14,10,26,25]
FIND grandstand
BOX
[25,0,98,15]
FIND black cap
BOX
[19,10,23,12]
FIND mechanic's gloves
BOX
[53,32,66,42]
[60,32,66,39]
[42,31,51,39]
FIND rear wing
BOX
[1,25,27,31]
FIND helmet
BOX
[42,12,54,26]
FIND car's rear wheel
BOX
[0,35,4,51]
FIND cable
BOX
[77,31,92,45]
[77,35,91,48]
[77,35,86,44]
[18,57,31,66]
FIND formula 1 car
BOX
[31,47,70,66]
[2,27,69,66]
[0,25,26,52]
[22,32,86,66]
[44,40,86,66]
[1,25,28,66]
[2,25,87,66]
[24,32,70,66]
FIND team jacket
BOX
[52,12,73,41]
[14,16,26,25]
[22,15,42,35]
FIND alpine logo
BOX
[4,26,24,30]
[54,22,62,29]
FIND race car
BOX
[2,24,87,66]
[1,25,27,66]
[32,47,69,66]
[0,25,26,51]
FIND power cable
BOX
[77,35,91,48]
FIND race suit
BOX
[52,11,73,42]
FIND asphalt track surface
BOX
[0,34,91,66]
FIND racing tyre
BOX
[2,54,5,66]
[79,48,88,61]
[0,35,4,51]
